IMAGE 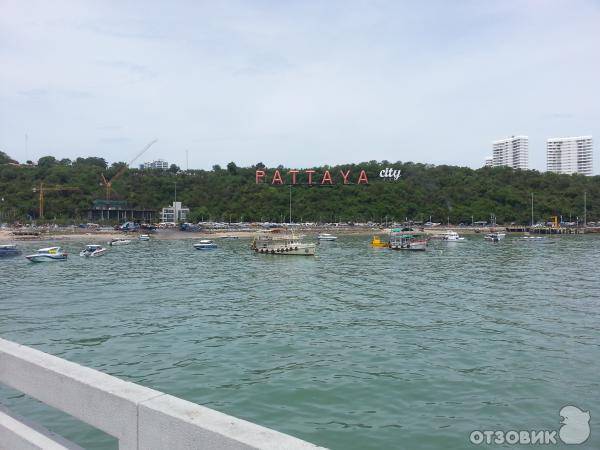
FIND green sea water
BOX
[1,234,599,449]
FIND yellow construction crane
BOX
[100,139,158,200]
[32,183,80,219]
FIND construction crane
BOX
[100,139,158,201]
[32,183,80,219]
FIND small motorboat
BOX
[431,230,465,241]
[25,246,68,262]
[484,232,506,242]
[0,244,21,257]
[79,244,108,257]
[109,238,132,246]
[220,235,239,240]
[139,234,150,241]
[194,239,218,250]
[371,236,389,248]
[317,233,337,241]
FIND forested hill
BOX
[0,151,598,224]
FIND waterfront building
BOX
[546,136,593,176]
[85,200,156,222]
[484,157,493,167]
[492,136,529,170]
[161,201,189,223]
[140,159,169,170]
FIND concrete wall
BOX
[0,338,325,450]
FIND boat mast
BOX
[531,192,534,227]
[289,184,292,225]
[584,191,587,227]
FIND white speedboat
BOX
[317,233,338,241]
[220,235,239,240]
[139,234,150,241]
[0,244,21,257]
[484,232,506,242]
[251,230,316,256]
[25,246,68,262]
[79,244,108,257]
[431,230,465,241]
[109,238,132,246]
[194,239,218,250]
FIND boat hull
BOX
[25,254,68,262]
[109,240,131,246]
[79,249,107,257]
[253,242,316,256]
[317,235,337,241]
[194,244,217,250]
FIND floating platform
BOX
[505,226,584,234]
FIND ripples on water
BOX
[1,235,599,449]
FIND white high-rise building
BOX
[140,159,169,170]
[492,136,529,170]
[484,157,493,167]
[546,136,593,176]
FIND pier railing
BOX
[0,338,323,450]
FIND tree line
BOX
[0,150,598,225]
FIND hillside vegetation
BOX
[0,151,598,224]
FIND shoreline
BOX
[1,225,594,243]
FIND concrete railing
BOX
[0,338,325,450]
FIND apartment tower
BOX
[492,136,529,170]
[546,136,593,176]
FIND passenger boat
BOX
[317,233,337,241]
[79,244,108,257]
[251,230,316,256]
[109,238,132,246]
[431,230,465,241]
[389,230,428,251]
[0,244,21,257]
[25,246,68,262]
[193,239,218,250]
[139,234,150,241]
[484,232,506,242]
[371,236,389,248]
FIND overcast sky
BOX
[1,0,599,172]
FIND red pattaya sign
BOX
[256,169,369,185]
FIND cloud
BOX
[18,88,48,97]
[97,60,157,80]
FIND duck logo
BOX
[559,405,590,445]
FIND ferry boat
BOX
[139,234,150,241]
[109,238,132,246]
[0,244,21,257]
[484,232,506,242]
[25,246,68,262]
[431,230,465,241]
[193,239,218,250]
[317,233,337,241]
[371,236,389,248]
[389,230,427,251]
[251,230,316,256]
[79,244,108,257]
